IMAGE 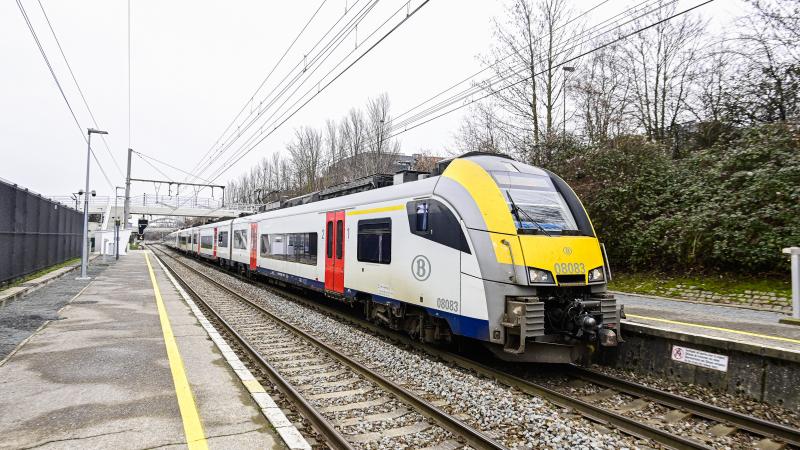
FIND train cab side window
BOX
[406,199,471,253]
[357,218,391,264]
[218,231,229,248]
[416,203,429,233]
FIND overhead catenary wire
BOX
[392,0,672,128]
[134,150,215,184]
[381,0,717,144]
[214,0,660,181]
[35,0,124,178]
[201,0,388,180]
[135,152,177,183]
[15,0,114,190]
[322,0,713,163]
[204,0,432,185]
[191,0,378,184]
[186,0,331,183]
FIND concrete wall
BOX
[599,322,800,410]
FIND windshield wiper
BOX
[505,191,552,237]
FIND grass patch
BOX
[609,272,792,298]
[0,257,80,292]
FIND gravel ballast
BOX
[167,250,643,450]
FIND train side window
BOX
[262,233,317,265]
[218,231,229,248]
[326,221,334,258]
[406,199,471,253]
[357,218,391,264]
[233,230,248,249]
[200,235,213,249]
[260,234,269,257]
[336,220,344,260]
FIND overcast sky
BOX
[1,0,745,198]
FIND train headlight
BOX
[528,267,555,284]
[588,266,605,283]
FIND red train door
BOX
[249,223,258,270]
[213,227,218,258]
[325,211,345,293]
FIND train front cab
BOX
[438,154,619,363]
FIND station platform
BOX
[616,291,800,353]
[613,291,800,409]
[0,250,281,449]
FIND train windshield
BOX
[491,171,579,234]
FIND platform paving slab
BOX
[0,257,112,361]
[617,292,800,352]
[0,251,280,450]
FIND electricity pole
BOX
[124,148,132,230]
[78,128,108,280]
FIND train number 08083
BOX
[553,262,585,275]
[437,297,459,312]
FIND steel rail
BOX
[152,249,354,450]
[158,245,796,449]
[568,366,800,447]
[153,246,506,450]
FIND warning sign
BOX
[671,345,729,372]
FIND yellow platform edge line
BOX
[145,252,209,450]
[626,314,800,345]
[346,204,404,216]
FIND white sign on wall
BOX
[671,345,729,372]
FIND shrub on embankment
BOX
[560,123,800,274]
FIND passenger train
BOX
[164,153,619,363]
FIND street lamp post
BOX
[77,128,108,280]
[562,66,575,148]
[114,186,124,260]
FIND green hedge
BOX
[559,124,800,274]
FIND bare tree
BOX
[622,1,706,147]
[574,45,631,144]
[455,102,509,153]
[340,107,367,179]
[723,0,800,124]
[287,126,322,193]
[454,0,582,164]
[366,93,401,174]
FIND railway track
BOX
[154,246,800,450]
[152,247,504,450]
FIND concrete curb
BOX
[621,320,800,362]
[611,290,791,315]
[153,253,312,450]
[0,255,100,306]
[779,317,800,326]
